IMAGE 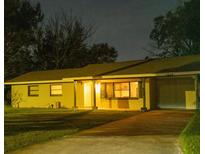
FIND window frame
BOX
[100,83,106,98]
[113,82,130,98]
[101,81,142,99]
[105,82,114,98]
[130,81,142,99]
[50,84,63,96]
[28,85,39,96]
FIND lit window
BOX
[101,83,106,98]
[130,82,142,98]
[28,85,39,96]
[106,83,113,98]
[114,82,129,98]
[50,84,62,96]
[100,81,142,99]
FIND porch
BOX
[73,76,199,110]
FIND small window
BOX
[50,84,62,96]
[28,85,39,96]
[114,82,129,98]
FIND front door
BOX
[84,82,92,108]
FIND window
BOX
[114,82,129,98]
[28,85,39,96]
[50,84,62,96]
[130,82,142,98]
[101,81,142,99]
[101,83,106,98]
[106,83,113,98]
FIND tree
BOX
[34,14,118,70]
[5,1,118,74]
[33,14,93,70]
[5,2,118,105]
[5,0,44,79]
[149,0,199,57]
[87,43,118,64]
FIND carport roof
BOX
[105,54,199,76]
[5,54,199,84]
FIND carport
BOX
[156,76,197,109]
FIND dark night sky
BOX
[32,0,181,61]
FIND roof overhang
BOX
[4,76,94,85]
[63,76,94,81]
[4,79,73,85]
[101,71,200,79]
[4,71,199,85]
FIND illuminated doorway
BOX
[84,82,92,108]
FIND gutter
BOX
[4,79,73,85]
[101,71,200,79]
[4,71,199,85]
[4,76,94,85]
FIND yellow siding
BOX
[76,81,94,109]
[11,77,196,110]
[145,78,151,110]
[97,98,143,110]
[95,79,150,110]
[12,83,74,108]
[76,82,84,108]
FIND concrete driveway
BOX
[10,110,194,154]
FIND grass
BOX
[4,106,137,153]
[180,110,200,154]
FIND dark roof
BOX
[106,54,200,75]
[6,68,82,82]
[6,60,144,82]
[6,54,200,83]
[80,60,144,76]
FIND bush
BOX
[180,110,200,154]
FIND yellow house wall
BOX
[97,98,144,110]
[145,78,151,110]
[11,82,74,108]
[76,81,94,109]
[10,76,196,110]
[76,82,84,108]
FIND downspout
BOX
[141,78,147,112]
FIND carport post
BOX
[73,80,77,111]
[92,80,97,110]
[195,75,200,109]
[141,78,147,112]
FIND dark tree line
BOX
[5,0,118,80]
[149,0,199,57]
[5,0,43,79]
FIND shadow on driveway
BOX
[10,110,194,154]
[77,110,194,136]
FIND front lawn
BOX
[180,110,200,154]
[4,107,137,153]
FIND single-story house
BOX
[5,55,200,111]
